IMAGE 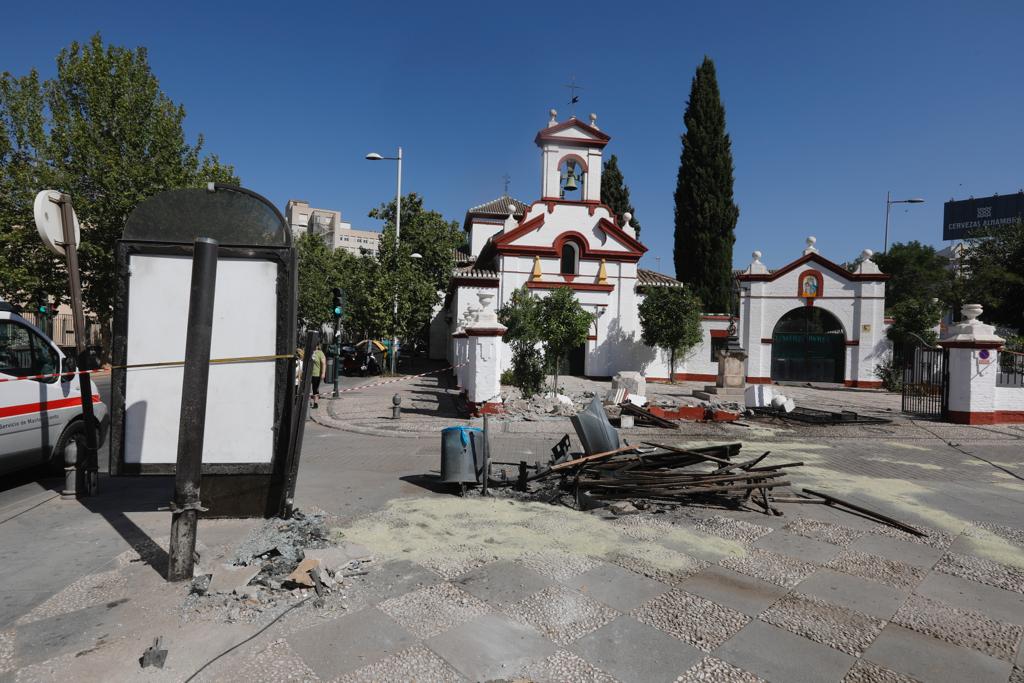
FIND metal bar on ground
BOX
[168,237,219,582]
[802,488,926,537]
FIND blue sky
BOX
[2,1,1022,272]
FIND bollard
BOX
[392,393,401,420]
[61,442,78,500]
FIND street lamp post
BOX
[883,191,925,254]
[366,147,403,374]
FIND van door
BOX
[0,319,66,472]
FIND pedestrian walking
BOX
[311,345,327,409]
[295,348,304,387]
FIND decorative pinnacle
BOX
[589,113,598,128]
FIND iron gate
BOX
[901,345,948,418]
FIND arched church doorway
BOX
[771,307,845,383]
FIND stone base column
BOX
[938,304,1004,424]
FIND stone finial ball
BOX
[590,112,597,122]
[806,236,817,245]
[549,108,558,118]
[861,248,874,259]
[622,212,632,223]
[752,250,762,260]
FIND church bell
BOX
[562,161,579,192]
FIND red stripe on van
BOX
[0,395,101,418]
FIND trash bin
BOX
[440,426,483,485]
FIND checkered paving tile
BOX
[677,655,766,683]
[759,592,885,656]
[337,644,463,683]
[693,515,775,545]
[519,550,603,581]
[784,518,865,547]
[935,551,1024,595]
[518,649,618,683]
[891,594,1023,661]
[825,549,926,590]
[632,589,749,652]
[719,548,818,588]
[502,585,619,645]
[842,659,923,683]
[377,583,490,638]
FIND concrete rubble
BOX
[182,510,375,623]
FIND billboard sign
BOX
[943,192,1024,240]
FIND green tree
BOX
[47,35,238,339]
[673,56,739,314]
[0,34,238,352]
[0,70,65,308]
[296,232,349,331]
[638,285,703,382]
[369,193,463,293]
[338,253,390,340]
[886,298,945,349]
[537,287,593,392]
[959,222,1024,330]
[600,154,641,237]
[498,286,545,397]
[872,241,954,310]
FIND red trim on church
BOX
[710,330,728,338]
[492,213,545,246]
[737,252,890,283]
[526,281,614,292]
[534,117,611,148]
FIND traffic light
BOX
[332,287,343,318]
[36,304,48,315]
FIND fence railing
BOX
[998,350,1024,388]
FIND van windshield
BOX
[0,321,59,382]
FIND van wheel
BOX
[49,420,86,474]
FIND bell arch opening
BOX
[770,307,846,383]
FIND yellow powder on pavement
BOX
[964,527,1024,569]
[333,496,745,574]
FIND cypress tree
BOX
[601,154,641,237]
[673,56,739,313]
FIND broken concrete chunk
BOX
[612,371,646,398]
[608,501,639,515]
[286,557,322,587]
[208,563,262,595]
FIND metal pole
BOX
[281,330,317,518]
[57,195,99,496]
[392,146,402,375]
[883,190,891,254]
[168,237,218,582]
[481,414,491,496]
[332,317,340,398]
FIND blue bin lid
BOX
[441,426,482,434]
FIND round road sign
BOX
[33,190,80,256]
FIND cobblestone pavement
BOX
[1,372,1022,682]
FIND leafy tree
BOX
[0,71,65,308]
[351,193,463,359]
[959,222,1024,330]
[673,56,739,314]
[886,298,945,349]
[0,34,237,355]
[536,287,593,392]
[296,232,349,331]
[369,193,463,293]
[498,286,545,397]
[600,154,641,237]
[638,285,703,382]
[872,241,954,310]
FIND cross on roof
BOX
[564,75,583,116]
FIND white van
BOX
[0,301,108,476]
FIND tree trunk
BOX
[669,349,676,383]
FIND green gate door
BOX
[771,308,845,383]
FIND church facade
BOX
[436,111,890,390]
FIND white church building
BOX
[435,111,890,397]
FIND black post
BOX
[168,237,219,582]
[481,414,491,496]
[55,195,100,496]
[281,330,317,518]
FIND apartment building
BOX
[285,199,382,256]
